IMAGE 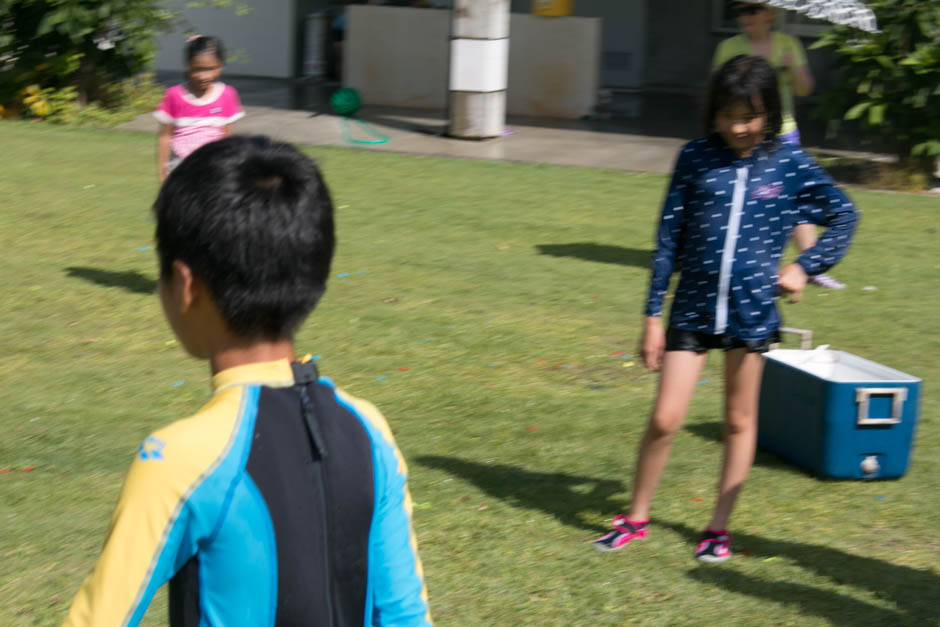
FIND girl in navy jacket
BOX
[594,55,857,561]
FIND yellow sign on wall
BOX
[532,0,573,17]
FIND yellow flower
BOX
[30,100,51,117]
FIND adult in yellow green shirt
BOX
[712,1,845,289]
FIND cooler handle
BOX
[778,326,813,349]
[855,387,907,425]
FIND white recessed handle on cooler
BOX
[855,387,907,425]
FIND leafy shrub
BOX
[0,1,244,115]
[14,73,163,127]
[812,0,940,173]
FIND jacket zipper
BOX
[715,166,749,334]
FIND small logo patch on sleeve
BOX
[138,436,167,461]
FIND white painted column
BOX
[448,0,510,139]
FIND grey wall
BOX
[343,5,600,117]
[151,0,838,103]
[510,0,646,89]
[155,0,298,79]
[344,6,450,108]
[584,0,647,89]
[507,13,601,116]
[644,0,713,92]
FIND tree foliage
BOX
[812,0,940,162]
[0,0,244,115]
[0,0,178,107]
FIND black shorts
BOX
[665,328,779,354]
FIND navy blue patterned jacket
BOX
[645,136,857,340]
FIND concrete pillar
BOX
[448,0,510,139]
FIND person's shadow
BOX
[65,267,156,295]
[415,456,624,533]
[683,421,796,471]
[417,455,937,624]
[662,519,939,626]
[535,243,651,269]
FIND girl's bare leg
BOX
[707,348,765,530]
[628,350,707,521]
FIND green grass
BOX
[1,122,937,626]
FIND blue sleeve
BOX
[790,150,859,276]
[370,439,432,626]
[645,147,691,317]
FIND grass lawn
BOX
[1,122,937,626]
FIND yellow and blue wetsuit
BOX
[64,358,431,626]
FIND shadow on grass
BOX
[683,420,723,442]
[683,421,809,472]
[535,243,651,269]
[416,455,624,533]
[66,267,157,295]
[662,519,938,625]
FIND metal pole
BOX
[448,0,510,139]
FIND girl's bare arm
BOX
[157,124,173,181]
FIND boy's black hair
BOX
[186,35,225,64]
[154,135,335,339]
[705,54,782,140]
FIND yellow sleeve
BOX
[712,36,746,71]
[63,391,245,626]
[62,434,198,626]
[787,33,808,67]
[712,38,731,71]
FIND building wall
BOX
[343,6,450,109]
[510,0,646,89]
[506,14,601,117]
[154,0,299,79]
[644,0,713,92]
[585,0,647,89]
[343,5,601,118]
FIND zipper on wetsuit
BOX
[292,362,336,627]
[312,449,335,627]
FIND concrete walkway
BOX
[123,76,914,178]
[121,103,688,174]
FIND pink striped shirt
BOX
[154,83,244,160]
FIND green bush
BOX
[812,0,940,172]
[0,1,245,117]
[15,73,163,127]
[0,1,172,107]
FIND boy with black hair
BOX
[64,135,432,626]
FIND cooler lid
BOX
[765,349,921,383]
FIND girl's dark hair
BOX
[704,54,782,140]
[185,35,225,64]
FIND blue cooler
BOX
[757,348,922,479]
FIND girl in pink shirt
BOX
[154,36,244,181]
